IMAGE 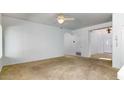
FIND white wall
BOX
[64,32,79,55]
[64,22,112,57]
[0,14,2,71]
[113,13,124,68]
[2,16,66,65]
[0,14,2,58]
[73,29,89,57]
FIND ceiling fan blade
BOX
[64,17,75,20]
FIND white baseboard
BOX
[3,55,64,66]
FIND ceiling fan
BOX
[106,27,112,34]
[56,14,75,24]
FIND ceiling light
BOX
[107,27,112,34]
[58,18,64,24]
[57,14,75,24]
[57,15,65,24]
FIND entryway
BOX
[89,27,112,61]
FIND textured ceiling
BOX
[3,13,112,30]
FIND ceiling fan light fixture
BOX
[58,18,64,24]
[57,15,65,24]
[57,14,75,24]
[107,27,112,34]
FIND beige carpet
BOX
[0,56,118,80]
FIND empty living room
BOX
[0,13,124,80]
[1,1,124,93]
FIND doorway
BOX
[89,27,112,60]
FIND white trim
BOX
[2,55,64,66]
[117,66,124,80]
